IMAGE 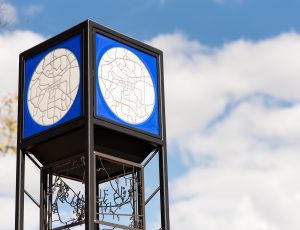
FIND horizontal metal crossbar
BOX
[51,220,85,230]
[94,151,143,168]
[42,153,84,170]
[94,220,142,230]
[96,213,143,217]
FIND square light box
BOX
[95,32,161,137]
[23,33,83,139]
[20,20,164,144]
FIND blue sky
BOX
[3,0,300,229]
[8,0,300,45]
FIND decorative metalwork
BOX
[43,153,146,230]
[95,154,145,230]
[50,176,85,226]
[46,155,86,230]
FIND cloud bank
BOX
[0,1,17,27]
[2,26,300,229]
[148,32,300,229]
[0,30,44,96]
[0,29,44,230]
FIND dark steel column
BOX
[96,183,100,230]
[16,51,25,230]
[85,150,96,230]
[40,169,48,230]
[159,146,170,230]
[47,171,53,230]
[159,51,170,230]
[15,148,25,230]
[85,20,96,230]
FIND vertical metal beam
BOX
[159,48,170,230]
[138,168,146,229]
[96,183,100,230]
[15,148,25,230]
[85,151,96,230]
[40,169,44,230]
[16,49,25,230]
[85,20,96,230]
[40,169,47,230]
[48,171,53,230]
[132,167,137,227]
[159,146,170,230]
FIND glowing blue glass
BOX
[23,33,82,138]
[95,33,160,136]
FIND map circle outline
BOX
[98,47,155,125]
[27,48,80,126]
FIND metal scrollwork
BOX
[50,176,85,226]
[47,156,86,229]
[96,156,144,230]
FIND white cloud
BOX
[0,30,44,96]
[0,1,17,26]
[149,32,300,140]
[0,195,40,230]
[0,152,18,229]
[22,5,43,17]
[0,154,40,230]
[0,196,17,229]
[148,32,300,229]
[0,154,16,196]
[0,30,44,229]
[170,162,300,230]
[2,26,300,229]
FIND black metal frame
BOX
[19,22,87,147]
[41,154,86,230]
[90,21,164,142]
[16,20,170,230]
[94,151,145,230]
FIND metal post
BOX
[47,171,53,230]
[85,151,96,230]
[159,146,170,230]
[138,168,145,229]
[96,183,100,230]
[40,169,48,230]
[40,169,44,230]
[15,148,25,230]
[85,20,96,230]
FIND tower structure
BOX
[15,20,169,230]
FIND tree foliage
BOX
[0,92,17,154]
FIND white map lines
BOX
[98,47,155,124]
[27,48,80,126]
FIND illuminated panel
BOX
[23,33,82,138]
[95,33,160,136]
